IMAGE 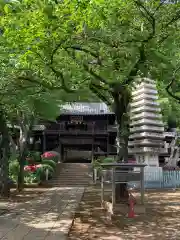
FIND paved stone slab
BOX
[0,187,84,240]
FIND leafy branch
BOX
[166,65,180,103]
[35,49,74,93]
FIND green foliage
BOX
[29,151,41,162]
[93,157,115,170]
[42,155,59,163]
[103,157,114,163]
[93,159,102,170]
[24,163,55,183]
[41,164,54,174]
[9,153,19,163]
[24,172,37,184]
[159,95,180,129]
[36,164,54,181]
[41,159,56,169]
[1,0,180,105]
[9,159,19,182]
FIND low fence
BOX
[100,169,180,189]
[143,170,180,189]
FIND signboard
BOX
[70,116,83,122]
[115,171,141,182]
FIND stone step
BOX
[48,162,91,187]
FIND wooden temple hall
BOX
[33,102,117,161]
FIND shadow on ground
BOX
[69,186,180,240]
[0,187,81,239]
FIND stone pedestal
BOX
[135,154,162,182]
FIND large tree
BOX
[1,0,180,200]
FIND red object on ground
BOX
[128,193,136,218]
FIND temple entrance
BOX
[63,145,93,163]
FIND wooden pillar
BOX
[42,131,46,153]
[92,137,94,163]
[106,116,109,157]
[106,133,109,157]
[61,145,64,162]
[58,135,62,162]
[91,122,95,163]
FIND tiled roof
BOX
[60,102,114,115]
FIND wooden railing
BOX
[46,122,109,133]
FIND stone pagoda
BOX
[129,78,165,178]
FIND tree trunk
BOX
[17,115,35,191]
[0,110,10,198]
[112,85,130,203]
[17,150,27,192]
[115,120,129,203]
[9,135,18,159]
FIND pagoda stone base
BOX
[135,154,162,182]
[135,154,159,166]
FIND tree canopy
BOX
[1,0,179,98]
[0,0,179,124]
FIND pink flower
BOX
[41,152,56,158]
[36,164,42,168]
[24,165,37,172]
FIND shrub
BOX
[25,157,35,165]
[31,151,41,162]
[9,160,19,182]
[41,164,54,173]
[27,151,41,163]
[24,171,37,184]
[24,164,44,183]
[103,157,114,163]
[41,151,59,163]
[36,164,54,181]
[41,159,56,169]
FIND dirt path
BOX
[69,186,180,240]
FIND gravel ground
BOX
[68,186,180,240]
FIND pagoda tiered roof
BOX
[129,78,165,154]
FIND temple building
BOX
[32,102,117,161]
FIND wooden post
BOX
[141,167,145,204]
[101,173,104,204]
[92,122,96,182]
[112,167,115,212]
[61,145,64,162]
[58,131,61,162]
[107,132,109,157]
[106,116,109,156]
[91,122,95,163]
